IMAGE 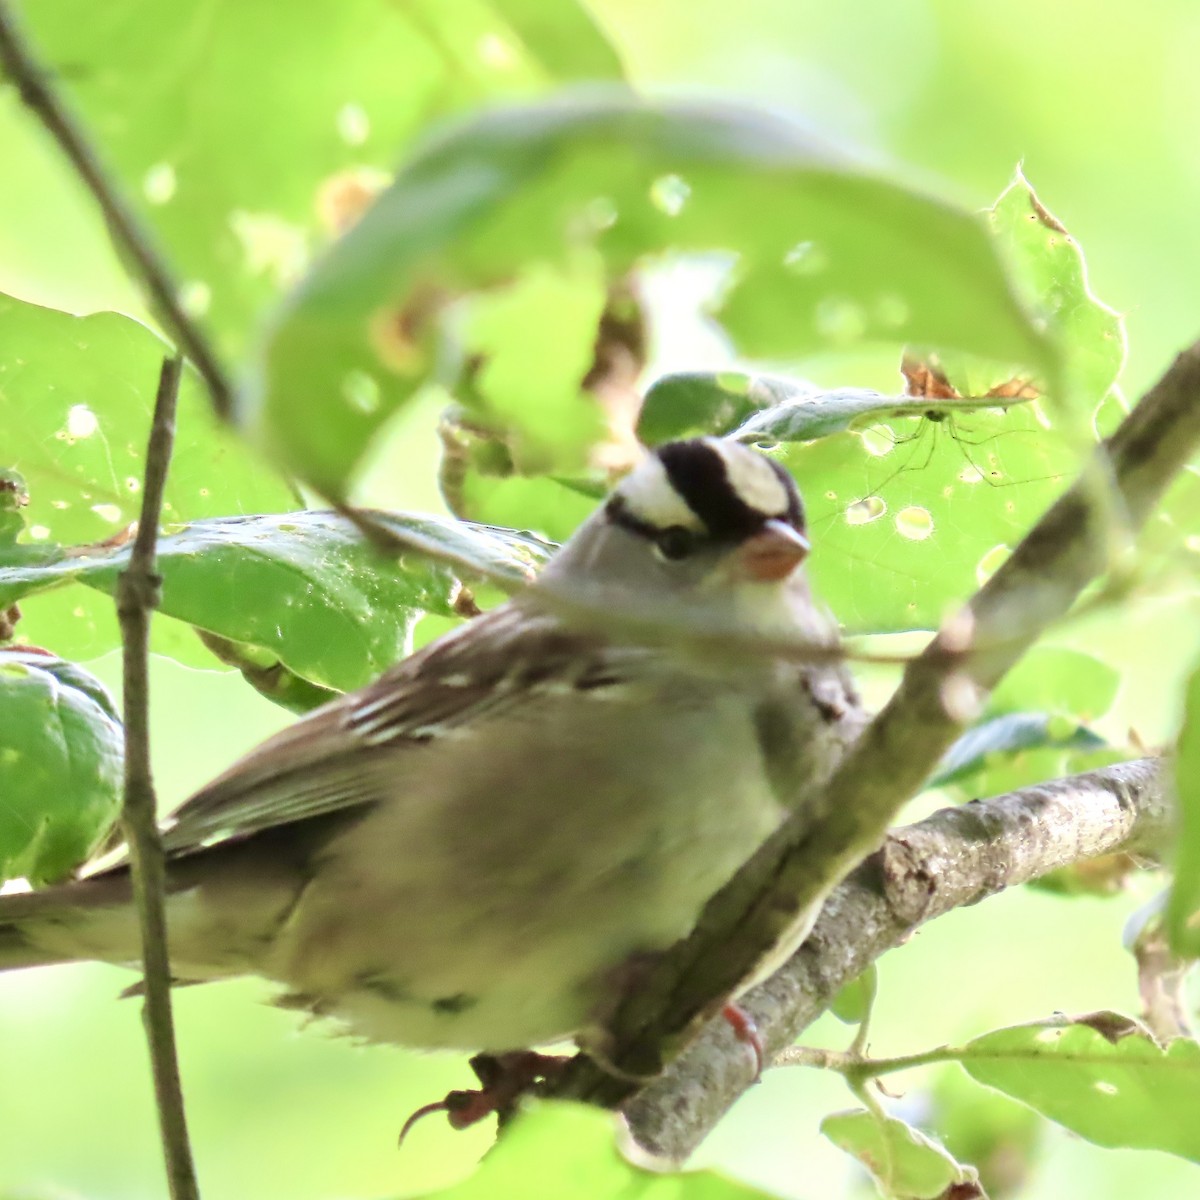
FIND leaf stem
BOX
[116,355,200,1200]
[0,2,232,420]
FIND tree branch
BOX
[627,757,1172,1157]
[552,343,1200,1131]
[116,356,200,1200]
[0,2,232,420]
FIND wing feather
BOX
[94,604,653,866]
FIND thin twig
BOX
[0,3,231,420]
[116,355,200,1200]
[622,756,1173,1158]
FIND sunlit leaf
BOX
[0,650,123,885]
[1167,662,1200,955]
[989,170,1126,407]
[21,0,624,359]
[416,1101,782,1200]
[0,512,552,692]
[821,1109,983,1199]
[959,1013,1200,1162]
[0,294,294,547]
[249,93,1052,494]
[0,293,296,660]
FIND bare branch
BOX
[631,757,1170,1157]
[116,356,200,1200]
[0,3,232,420]
[552,342,1200,1134]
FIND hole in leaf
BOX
[814,297,867,345]
[143,162,177,205]
[975,544,1010,584]
[178,281,211,318]
[845,496,886,525]
[873,293,910,329]
[66,405,98,439]
[342,370,381,414]
[336,103,370,146]
[858,425,894,458]
[91,504,121,523]
[894,506,933,540]
[649,174,690,217]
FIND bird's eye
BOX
[654,526,699,561]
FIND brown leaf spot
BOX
[1073,1010,1147,1044]
[314,166,391,236]
[1029,191,1068,234]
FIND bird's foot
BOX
[398,1050,567,1144]
[721,1002,765,1079]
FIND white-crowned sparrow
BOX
[0,438,860,1058]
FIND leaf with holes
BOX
[958,1013,1200,1162]
[765,399,1081,632]
[0,651,123,885]
[0,294,296,660]
[248,93,1052,494]
[989,171,1126,407]
[423,1101,781,1200]
[20,0,623,359]
[1167,662,1200,955]
[822,1110,983,1199]
[0,512,552,693]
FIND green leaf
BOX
[249,93,1053,494]
[989,170,1126,406]
[461,257,609,468]
[0,512,552,692]
[636,371,1087,632]
[986,647,1120,722]
[415,1101,781,1200]
[0,294,294,547]
[1167,662,1200,955]
[959,1013,1200,1162]
[821,1109,983,1199]
[929,712,1107,789]
[643,373,1085,634]
[0,650,123,885]
[439,408,599,540]
[21,0,624,358]
[0,293,297,660]
[772,399,1082,631]
[639,372,1008,447]
[830,964,878,1026]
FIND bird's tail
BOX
[0,874,138,973]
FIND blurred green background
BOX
[1,1,1198,1197]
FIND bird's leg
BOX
[398,1050,568,1144]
